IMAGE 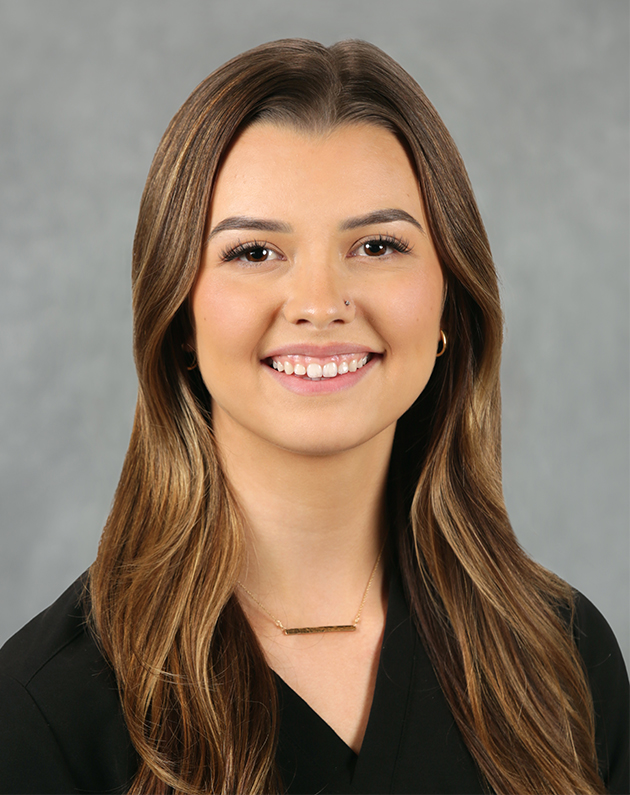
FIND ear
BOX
[441,276,448,313]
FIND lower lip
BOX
[263,355,380,395]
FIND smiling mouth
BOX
[265,352,375,380]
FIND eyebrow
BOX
[206,216,292,241]
[340,209,425,234]
[206,208,424,241]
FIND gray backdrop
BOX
[1,0,628,666]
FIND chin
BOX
[276,439,359,458]
[269,422,396,459]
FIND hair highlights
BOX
[90,39,602,794]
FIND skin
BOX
[191,122,445,753]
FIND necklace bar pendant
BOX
[283,624,357,635]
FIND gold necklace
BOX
[238,542,385,635]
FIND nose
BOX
[282,258,355,328]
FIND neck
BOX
[215,412,394,629]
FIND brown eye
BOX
[221,241,282,265]
[352,235,410,260]
[364,241,387,256]
[245,246,269,262]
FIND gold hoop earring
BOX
[436,330,447,357]
[185,350,198,370]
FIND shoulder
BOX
[571,590,627,670]
[0,575,137,794]
[0,576,88,684]
[571,589,629,795]
[570,589,629,703]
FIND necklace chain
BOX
[238,541,386,635]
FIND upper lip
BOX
[264,343,379,358]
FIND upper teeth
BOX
[271,354,370,379]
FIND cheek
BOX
[376,271,443,350]
[388,278,443,413]
[192,276,266,362]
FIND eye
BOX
[353,234,411,258]
[221,240,283,265]
[364,240,389,257]
[241,245,271,263]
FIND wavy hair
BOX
[90,39,603,794]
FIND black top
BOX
[0,572,628,794]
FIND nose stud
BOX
[344,300,351,306]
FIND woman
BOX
[0,39,627,795]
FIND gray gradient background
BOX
[1,0,628,666]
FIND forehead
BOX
[208,122,424,224]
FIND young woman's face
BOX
[192,123,445,457]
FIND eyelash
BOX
[352,234,412,257]
[219,233,412,264]
[220,239,274,263]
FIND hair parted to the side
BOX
[89,39,604,794]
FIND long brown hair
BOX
[90,39,603,794]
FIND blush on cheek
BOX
[193,275,276,381]
[194,281,242,335]
[385,286,442,339]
